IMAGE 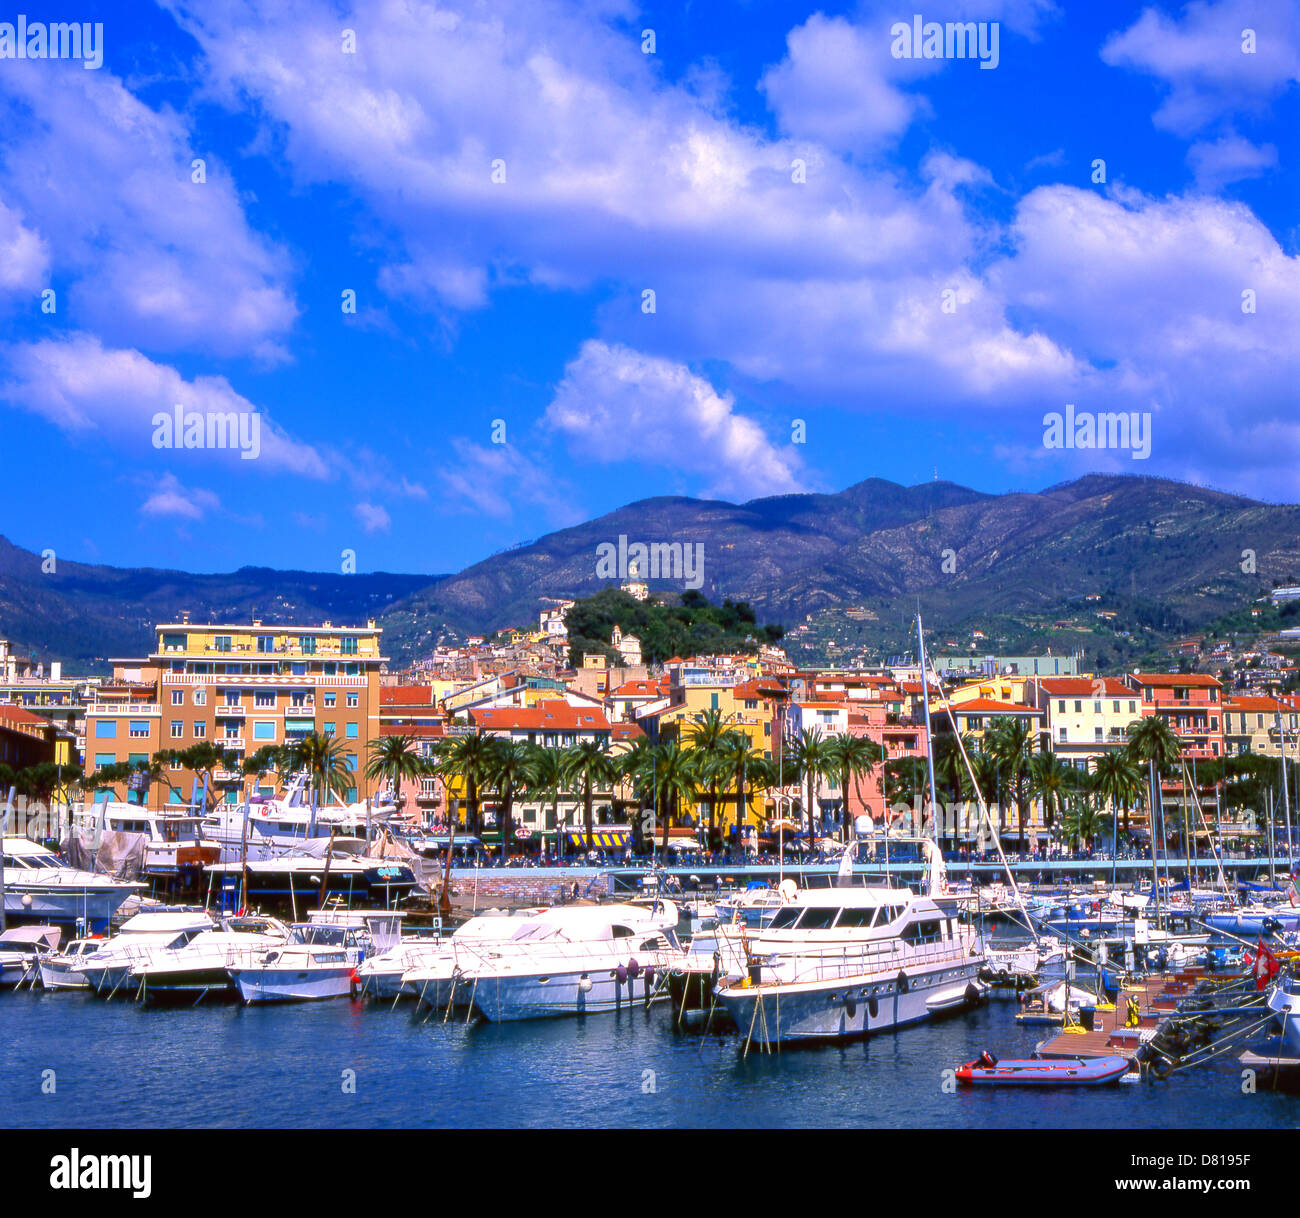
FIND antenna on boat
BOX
[0,785,14,932]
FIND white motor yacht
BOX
[0,925,61,987]
[399,911,548,1008]
[2,835,144,932]
[38,938,103,990]
[227,912,397,1003]
[77,910,218,997]
[130,914,291,1003]
[460,901,685,1022]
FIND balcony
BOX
[86,703,161,717]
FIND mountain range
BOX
[2,474,1298,673]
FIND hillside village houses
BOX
[3,597,1300,854]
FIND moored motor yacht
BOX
[0,924,61,987]
[2,835,144,932]
[226,911,399,1003]
[461,901,685,1022]
[38,937,103,990]
[77,909,218,997]
[399,911,548,1008]
[130,914,291,1003]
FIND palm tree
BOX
[285,731,353,809]
[1091,750,1143,841]
[1058,795,1111,852]
[686,708,734,847]
[1126,715,1183,850]
[788,727,833,843]
[438,731,496,838]
[984,718,1035,850]
[524,744,569,844]
[1028,751,1071,834]
[563,739,619,848]
[645,739,698,855]
[824,733,884,840]
[715,730,765,845]
[365,733,423,812]
[485,738,537,862]
[618,737,659,848]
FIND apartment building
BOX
[1124,672,1224,761]
[1222,695,1299,759]
[1029,677,1143,772]
[86,616,387,805]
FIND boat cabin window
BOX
[766,908,801,930]
[611,925,634,939]
[902,920,942,943]
[835,907,878,928]
[794,907,840,930]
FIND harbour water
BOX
[1,988,1291,1129]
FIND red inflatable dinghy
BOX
[955,1051,1131,1086]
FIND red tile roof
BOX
[1129,673,1222,687]
[954,699,1043,714]
[1036,677,1132,696]
[470,705,611,731]
[381,685,438,706]
[0,705,53,728]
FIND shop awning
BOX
[565,828,633,850]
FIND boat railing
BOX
[466,932,684,974]
[745,934,975,986]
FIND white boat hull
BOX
[716,958,983,1044]
[470,967,665,1022]
[38,959,89,990]
[230,966,357,1003]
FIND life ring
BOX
[896,971,910,995]
[1149,1054,1173,1080]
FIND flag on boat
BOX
[1245,938,1280,990]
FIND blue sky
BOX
[1,0,1297,577]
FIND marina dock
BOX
[1036,971,1214,1061]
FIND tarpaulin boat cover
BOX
[61,827,147,881]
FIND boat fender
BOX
[867,995,879,1019]
[643,965,654,988]
[845,996,856,1018]
[1149,1054,1173,1080]
[964,983,980,1006]
[579,976,593,993]
[1263,918,1280,935]
[628,958,641,979]
[896,971,909,995]
[616,965,628,984]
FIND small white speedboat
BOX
[0,925,62,987]
[228,917,382,1003]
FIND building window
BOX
[213,636,232,653]
[257,635,275,653]
[94,752,115,768]
[253,721,276,741]
[170,721,183,739]
[347,694,359,708]
[225,691,241,707]
[1094,701,1101,713]
[346,723,358,739]
[323,722,336,736]
[193,722,207,739]
[341,637,358,655]
[1074,700,1082,712]
[194,690,206,706]
[162,632,186,650]
[1094,727,1103,742]
[299,636,316,654]
[1058,700,1066,712]
[94,720,117,738]
[324,693,336,707]
[255,692,274,707]
[171,689,184,705]
[1129,701,1136,713]
[291,662,307,676]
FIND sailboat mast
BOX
[916,613,940,842]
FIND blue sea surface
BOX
[0,988,1294,1129]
